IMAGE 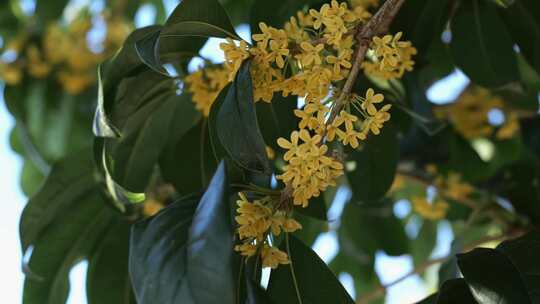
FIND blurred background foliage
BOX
[1,0,540,303]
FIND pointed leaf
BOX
[216,61,270,173]
[130,162,236,304]
[267,235,354,304]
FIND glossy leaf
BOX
[416,279,477,304]
[347,124,399,203]
[130,162,236,304]
[450,0,519,87]
[135,0,240,75]
[216,61,270,173]
[22,193,116,304]
[454,229,540,303]
[87,220,136,304]
[267,235,354,304]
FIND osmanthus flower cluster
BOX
[361,31,417,80]
[0,14,130,94]
[234,193,302,268]
[434,87,520,140]
[183,0,417,267]
[392,165,475,221]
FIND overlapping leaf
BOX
[130,162,236,304]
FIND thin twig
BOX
[356,229,526,303]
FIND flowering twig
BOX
[326,0,407,127]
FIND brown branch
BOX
[356,229,526,304]
[325,0,406,131]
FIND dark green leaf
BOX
[347,124,399,202]
[160,120,217,194]
[450,0,519,87]
[35,0,69,23]
[130,162,236,304]
[391,0,451,56]
[457,248,530,303]
[267,235,354,304]
[417,279,477,304]
[23,193,116,304]
[340,200,408,256]
[256,94,299,152]
[87,220,136,304]
[499,0,540,75]
[20,150,98,252]
[135,0,240,75]
[93,26,162,138]
[217,61,270,173]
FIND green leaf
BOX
[86,220,136,304]
[416,279,477,304]
[104,71,201,192]
[19,150,98,252]
[93,26,162,138]
[391,0,451,56]
[256,94,299,152]
[135,0,240,75]
[130,162,236,303]
[340,200,409,257]
[499,0,540,75]
[22,192,116,304]
[35,0,69,23]
[216,60,270,173]
[450,0,519,87]
[347,124,399,202]
[491,0,516,8]
[411,220,438,266]
[267,235,354,304]
[160,120,218,194]
[249,0,322,30]
[458,230,540,303]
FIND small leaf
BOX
[450,0,519,87]
[267,235,354,304]
[216,61,270,173]
[130,162,236,304]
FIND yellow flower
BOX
[326,50,352,78]
[412,196,449,221]
[363,104,391,135]
[143,199,165,216]
[252,22,273,49]
[261,245,289,268]
[496,112,520,139]
[0,63,22,85]
[220,38,250,79]
[234,243,257,257]
[296,42,325,67]
[361,88,385,115]
[444,172,473,201]
[58,70,94,94]
[27,45,51,78]
[268,40,289,68]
